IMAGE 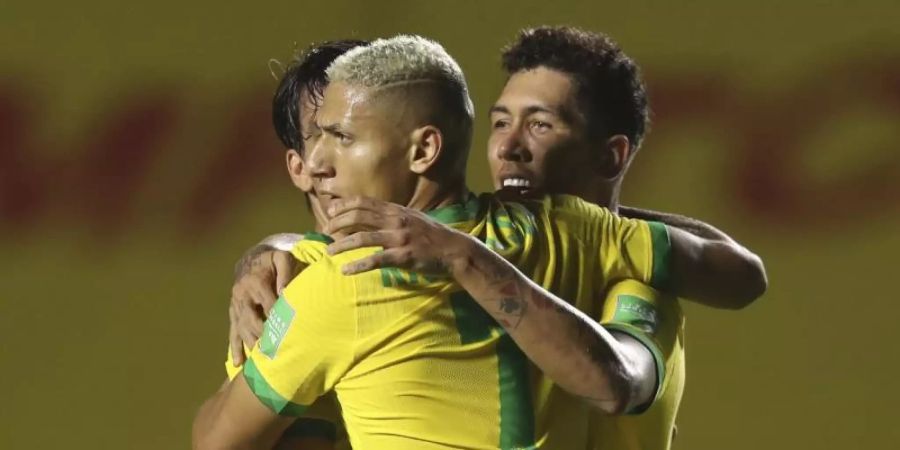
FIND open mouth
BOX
[502,177,532,189]
[498,176,541,198]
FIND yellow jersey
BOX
[239,193,673,449]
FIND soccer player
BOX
[225,40,369,450]
[231,27,765,450]
[193,35,764,449]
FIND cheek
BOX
[485,136,506,174]
[342,145,406,195]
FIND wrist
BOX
[441,231,478,278]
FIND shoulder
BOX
[290,232,333,264]
[282,246,383,307]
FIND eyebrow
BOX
[318,122,343,135]
[489,104,557,116]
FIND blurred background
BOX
[2,0,898,448]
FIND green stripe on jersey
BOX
[449,291,493,344]
[449,291,535,448]
[243,358,308,416]
[647,221,672,291]
[497,333,536,449]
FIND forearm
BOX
[668,226,768,309]
[621,206,768,308]
[193,379,289,450]
[192,382,231,450]
[445,234,642,413]
[234,234,303,280]
[619,206,732,241]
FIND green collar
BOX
[425,193,480,225]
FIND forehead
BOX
[495,67,579,113]
[318,81,373,123]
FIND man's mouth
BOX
[313,190,342,215]
[498,175,542,198]
[502,177,533,188]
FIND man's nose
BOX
[305,139,336,179]
[496,128,532,163]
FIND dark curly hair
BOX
[501,26,649,149]
[272,39,368,151]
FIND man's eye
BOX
[530,121,552,132]
[492,119,510,129]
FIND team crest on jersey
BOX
[259,297,294,359]
[614,294,659,334]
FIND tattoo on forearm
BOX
[495,281,528,330]
[530,292,555,310]
[233,245,273,280]
[499,297,523,314]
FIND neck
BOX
[567,179,619,213]
[407,175,467,212]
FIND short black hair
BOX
[501,26,649,149]
[272,39,368,151]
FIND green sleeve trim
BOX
[647,221,672,291]
[603,323,666,415]
[282,418,338,441]
[243,358,309,417]
[303,232,334,244]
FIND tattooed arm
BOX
[229,234,305,366]
[444,235,658,413]
[233,233,305,279]
[323,197,656,413]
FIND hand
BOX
[324,196,470,276]
[229,250,302,366]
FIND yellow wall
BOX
[2,1,899,448]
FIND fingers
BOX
[228,303,245,367]
[341,253,384,275]
[249,280,278,315]
[325,208,386,236]
[326,208,418,239]
[327,230,403,255]
[238,305,265,350]
[341,249,412,275]
[272,250,295,295]
[231,274,272,355]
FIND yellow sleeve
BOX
[539,195,671,290]
[290,233,333,265]
[594,206,672,291]
[242,256,356,416]
[225,340,344,442]
[598,280,676,413]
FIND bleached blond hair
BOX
[327,35,470,105]
[326,34,475,174]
